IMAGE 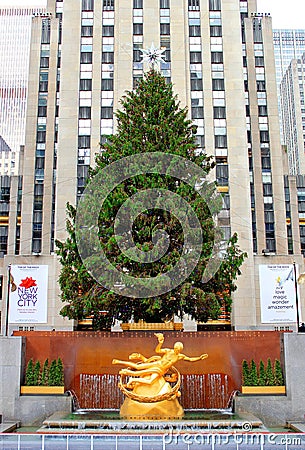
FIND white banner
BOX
[8,265,48,323]
[259,264,297,323]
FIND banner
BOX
[259,264,297,324]
[8,265,48,323]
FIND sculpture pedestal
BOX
[120,376,184,420]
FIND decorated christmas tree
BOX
[56,70,246,329]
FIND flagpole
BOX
[293,261,300,332]
[5,264,11,337]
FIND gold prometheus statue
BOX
[112,333,208,419]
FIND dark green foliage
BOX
[242,359,250,386]
[274,359,284,386]
[41,358,49,386]
[265,358,275,386]
[242,358,284,387]
[249,359,258,386]
[56,70,247,326]
[24,358,64,387]
[25,359,35,386]
[48,359,58,386]
[54,358,64,386]
[33,361,41,386]
[258,360,266,386]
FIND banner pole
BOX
[5,264,11,337]
[293,261,300,332]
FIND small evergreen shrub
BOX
[25,359,35,386]
[242,359,250,386]
[265,358,275,386]
[33,360,41,386]
[23,357,64,387]
[258,360,266,386]
[241,358,284,387]
[48,359,58,386]
[249,359,258,386]
[41,358,49,386]
[274,359,284,386]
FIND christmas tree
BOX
[56,70,246,329]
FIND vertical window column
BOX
[78,7,94,202]
[133,0,143,88]
[254,31,276,252]
[32,20,51,254]
[0,176,10,256]
[188,5,204,152]
[160,0,171,83]
[101,5,115,145]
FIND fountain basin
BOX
[39,409,264,433]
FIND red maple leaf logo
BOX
[20,277,37,289]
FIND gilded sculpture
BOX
[112,333,208,419]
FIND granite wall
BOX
[235,333,305,426]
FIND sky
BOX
[0,0,304,30]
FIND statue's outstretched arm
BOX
[154,332,167,354]
[181,353,208,362]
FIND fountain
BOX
[39,334,264,433]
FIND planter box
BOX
[20,386,65,395]
[241,386,286,395]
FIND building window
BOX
[212,78,225,90]
[257,81,266,91]
[102,52,114,63]
[81,26,93,37]
[189,25,201,37]
[253,19,263,43]
[213,106,226,118]
[102,25,114,37]
[102,79,114,91]
[210,26,222,37]
[41,20,50,44]
[160,24,170,35]
[260,131,269,143]
[211,52,223,63]
[81,52,93,64]
[190,52,202,63]
[78,135,91,148]
[79,107,92,119]
[82,0,94,11]
[37,131,46,143]
[160,0,170,7]
[209,0,221,11]
[133,24,143,35]
[191,106,204,119]
[101,106,113,119]
[134,0,143,7]
[188,0,200,10]
[103,0,114,10]
[255,56,264,66]
[133,49,142,62]
[80,79,92,91]
[190,79,203,91]
[40,57,49,68]
[215,135,227,148]
[38,106,47,117]
[258,105,267,116]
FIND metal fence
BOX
[0,433,305,450]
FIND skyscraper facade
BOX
[273,29,305,141]
[0,7,46,175]
[280,54,305,176]
[0,0,303,334]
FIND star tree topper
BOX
[140,43,166,68]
